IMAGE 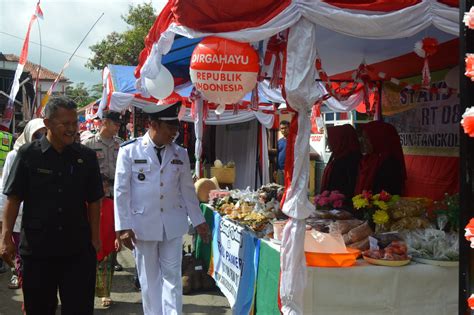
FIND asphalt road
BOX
[0,238,231,315]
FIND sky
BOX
[0,0,167,87]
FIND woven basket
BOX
[210,167,235,184]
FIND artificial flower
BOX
[464,6,474,30]
[373,200,388,211]
[321,190,330,197]
[373,210,390,225]
[379,190,391,202]
[352,195,369,210]
[317,197,330,207]
[362,190,372,200]
[414,37,438,58]
[329,191,345,202]
[462,107,474,137]
[333,199,344,209]
[466,54,474,82]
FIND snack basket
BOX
[211,167,235,184]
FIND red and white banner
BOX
[1,2,43,130]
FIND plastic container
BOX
[272,220,288,241]
[305,248,360,267]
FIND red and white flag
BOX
[1,2,43,130]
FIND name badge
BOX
[134,159,147,164]
[37,168,53,174]
[171,159,183,165]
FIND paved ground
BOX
[0,237,231,315]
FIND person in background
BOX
[355,121,406,195]
[82,110,124,272]
[114,93,210,315]
[0,118,46,290]
[95,176,121,308]
[275,120,289,185]
[320,124,361,198]
[0,96,103,315]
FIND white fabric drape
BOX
[279,18,320,315]
[215,120,258,189]
[109,92,135,113]
[260,125,270,185]
[98,67,111,118]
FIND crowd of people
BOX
[0,95,210,315]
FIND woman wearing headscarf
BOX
[0,119,46,289]
[320,124,361,197]
[355,121,406,195]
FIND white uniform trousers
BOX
[134,237,183,315]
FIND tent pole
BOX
[378,80,383,121]
[255,121,260,190]
[459,0,474,313]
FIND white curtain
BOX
[215,120,258,190]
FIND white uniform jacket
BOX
[114,132,205,241]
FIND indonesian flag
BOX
[1,2,43,130]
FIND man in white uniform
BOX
[114,92,210,315]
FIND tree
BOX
[65,82,102,108]
[86,3,156,70]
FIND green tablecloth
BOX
[194,203,215,270]
[255,241,280,315]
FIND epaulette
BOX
[120,138,137,147]
[114,135,124,142]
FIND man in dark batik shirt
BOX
[0,96,104,315]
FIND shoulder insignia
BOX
[120,138,137,147]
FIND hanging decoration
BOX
[413,37,439,88]
[189,36,259,108]
[144,65,174,99]
[464,6,474,30]
[465,54,474,81]
[315,55,377,113]
[469,294,474,310]
[263,32,288,89]
[461,107,474,137]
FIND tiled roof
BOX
[3,54,69,82]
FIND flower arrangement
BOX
[314,190,345,210]
[352,190,400,230]
[433,193,459,232]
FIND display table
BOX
[257,240,458,315]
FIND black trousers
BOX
[21,245,97,315]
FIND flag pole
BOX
[37,12,104,116]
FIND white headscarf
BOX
[13,118,45,151]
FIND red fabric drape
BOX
[135,0,175,78]
[324,0,421,12]
[172,0,291,33]
[355,121,407,194]
[404,155,459,200]
[321,125,360,191]
[97,198,116,261]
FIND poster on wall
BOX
[383,70,460,157]
[211,213,260,314]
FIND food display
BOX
[387,198,431,231]
[363,240,410,266]
[210,185,284,235]
[402,228,459,263]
